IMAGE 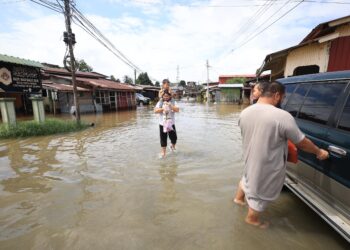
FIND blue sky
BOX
[1,0,350,82]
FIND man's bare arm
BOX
[154,107,163,113]
[296,137,329,160]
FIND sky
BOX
[1,0,350,84]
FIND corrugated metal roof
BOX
[219,74,257,78]
[0,54,43,68]
[42,83,90,92]
[219,84,244,88]
[87,78,136,91]
[257,15,350,76]
[42,67,106,78]
[55,75,136,91]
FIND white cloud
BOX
[1,0,350,83]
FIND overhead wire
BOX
[225,0,276,54]
[28,0,62,12]
[71,14,139,70]
[29,0,149,79]
[70,4,143,73]
[229,0,294,53]
[231,0,305,52]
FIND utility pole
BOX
[176,65,180,84]
[64,0,80,122]
[206,59,210,103]
[134,69,137,85]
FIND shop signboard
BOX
[0,62,41,93]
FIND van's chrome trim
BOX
[285,176,350,243]
[328,145,347,156]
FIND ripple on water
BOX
[0,103,348,249]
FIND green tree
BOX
[226,77,246,84]
[178,80,186,87]
[136,72,153,86]
[123,75,133,84]
[77,59,93,72]
[155,81,160,87]
[110,75,116,81]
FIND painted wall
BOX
[284,43,329,77]
[215,88,241,103]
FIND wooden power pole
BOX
[64,0,81,122]
[206,60,210,103]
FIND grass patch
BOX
[0,119,90,138]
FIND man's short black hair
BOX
[261,81,285,97]
[255,81,269,93]
[162,79,170,84]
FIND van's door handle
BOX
[328,145,347,156]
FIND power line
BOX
[229,0,294,54]
[29,0,150,79]
[70,5,143,73]
[231,0,305,52]
[28,0,62,12]
[231,0,276,43]
[129,0,350,7]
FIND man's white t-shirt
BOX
[239,103,305,201]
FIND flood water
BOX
[0,102,348,249]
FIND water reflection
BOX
[0,102,348,249]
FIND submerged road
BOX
[0,102,348,249]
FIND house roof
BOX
[135,85,161,91]
[203,84,219,90]
[42,80,90,92]
[301,15,350,44]
[55,76,136,91]
[0,54,43,68]
[85,78,135,91]
[42,67,106,79]
[219,84,244,88]
[256,15,350,76]
[219,74,257,78]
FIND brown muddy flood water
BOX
[0,102,348,249]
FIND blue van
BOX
[277,71,350,242]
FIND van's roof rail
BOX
[277,70,350,84]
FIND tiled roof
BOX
[0,54,43,68]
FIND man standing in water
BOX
[154,90,179,157]
[234,82,329,228]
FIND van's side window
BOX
[298,83,345,125]
[284,84,310,117]
[281,84,296,108]
[338,95,350,131]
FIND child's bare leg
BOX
[233,181,246,205]
[245,207,269,229]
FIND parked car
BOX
[136,93,150,105]
[277,71,350,242]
